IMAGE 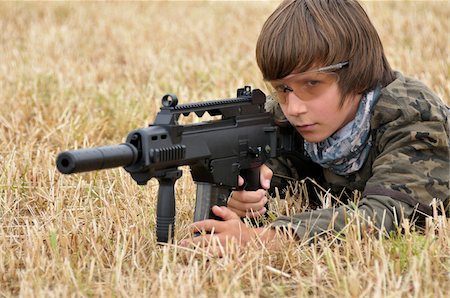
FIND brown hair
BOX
[256,0,395,103]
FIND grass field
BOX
[0,1,449,297]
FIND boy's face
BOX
[269,69,361,143]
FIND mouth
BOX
[296,124,316,132]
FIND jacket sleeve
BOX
[364,120,449,217]
[364,76,450,217]
[270,195,416,240]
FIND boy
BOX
[182,0,449,247]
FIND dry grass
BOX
[0,1,449,297]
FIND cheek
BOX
[311,95,341,117]
[316,87,344,115]
[322,85,343,106]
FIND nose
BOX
[283,92,308,116]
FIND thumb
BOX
[238,176,244,187]
[212,206,240,221]
[260,164,273,190]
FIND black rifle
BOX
[56,86,300,243]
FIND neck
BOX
[339,93,363,130]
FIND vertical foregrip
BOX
[156,169,182,243]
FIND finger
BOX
[228,198,267,214]
[191,219,228,234]
[230,189,266,204]
[179,234,220,252]
[238,176,244,187]
[260,164,273,190]
[183,233,214,246]
[181,234,228,257]
[228,193,268,211]
[245,206,267,218]
[211,205,240,221]
[227,207,247,218]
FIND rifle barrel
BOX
[56,144,138,174]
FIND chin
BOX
[300,134,327,143]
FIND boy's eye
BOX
[306,80,320,87]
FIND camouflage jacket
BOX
[268,71,450,240]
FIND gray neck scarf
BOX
[304,86,381,175]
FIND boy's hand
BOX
[180,205,277,254]
[227,164,273,218]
